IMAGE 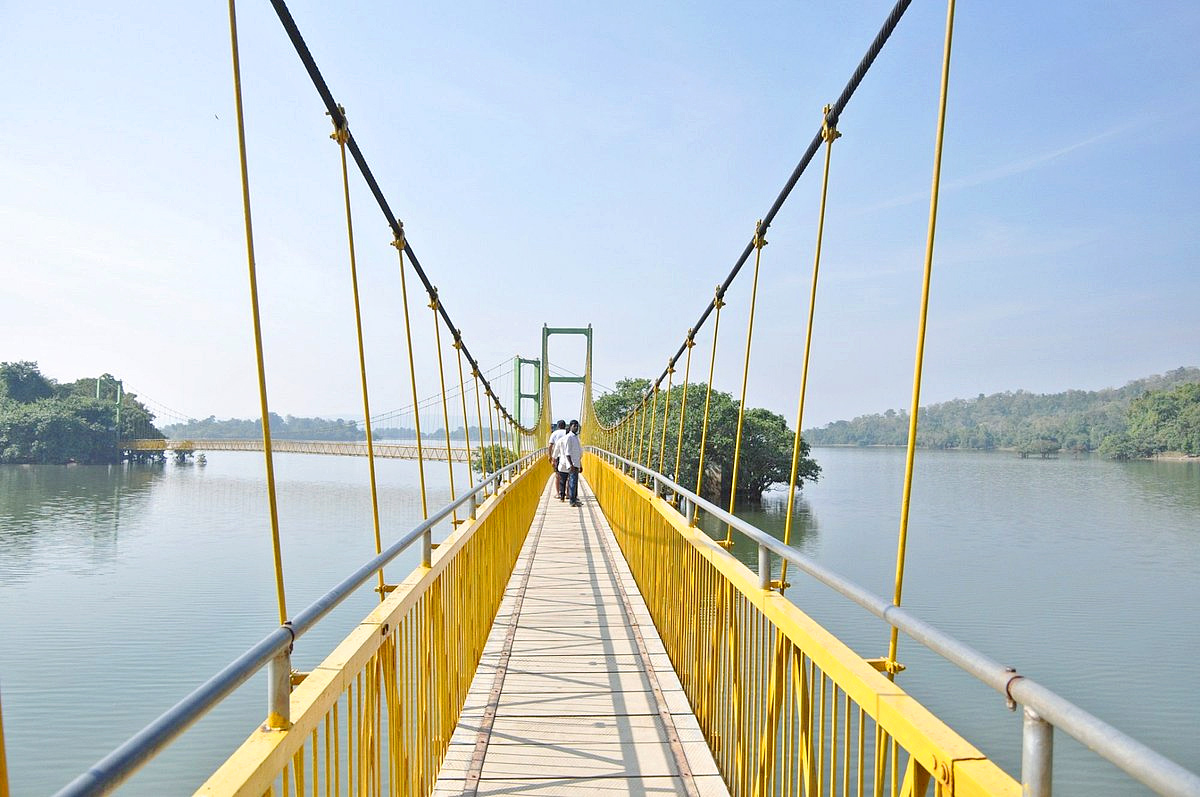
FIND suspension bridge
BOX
[123,439,471,463]
[3,1,1198,796]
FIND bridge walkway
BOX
[433,477,728,796]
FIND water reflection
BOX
[692,488,819,576]
[0,463,165,581]
[1119,458,1200,516]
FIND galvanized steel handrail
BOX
[589,446,1200,797]
[52,452,539,797]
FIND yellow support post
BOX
[454,337,476,497]
[331,109,386,594]
[645,384,659,469]
[228,0,287,624]
[692,290,724,527]
[672,335,695,499]
[723,220,767,547]
[428,291,458,525]
[393,232,429,520]
[888,0,957,676]
[781,105,840,592]
[657,361,674,475]
[485,390,497,475]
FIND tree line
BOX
[801,367,1200,459]
[0,362,163,464]
[593,378,819,503]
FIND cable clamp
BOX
[713,287,726,310]
[390,221,406,251]
[754,219,768,250]
[327,104,350,144]
[685,330,696,349]
[821,103,841,143]
[428,287,440,310]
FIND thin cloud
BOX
[851,120,1138,216]
[946,121,1135,191]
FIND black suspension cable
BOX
[266,0,524,427]
[652,0,914,396]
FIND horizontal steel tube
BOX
[589,447,1200,797]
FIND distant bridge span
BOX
[123,438,471,462]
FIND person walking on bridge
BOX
[547,420,568,500]
[558,420,583,507]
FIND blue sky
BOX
[2,1,1197,429]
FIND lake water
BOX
[1,448,1197,794]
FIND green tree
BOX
[592,378,651,426]
[0,361,55,403]
[0,364,163,463]
[472,444,518,474]
[1106,382,1200,458]
[597,380,819,504]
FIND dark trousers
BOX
[556,470,569,498]
[568,470,579,502]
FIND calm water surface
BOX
[1,447,1197,794]
[698,447,1199,795]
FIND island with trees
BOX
[0,361,163,464]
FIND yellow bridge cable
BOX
[643,388,652,470]
[228,0,287,625]
[691,293,724,528]
[332,110,386,596]
[393,233,429,521]
[888,0,957,675]
[486,396,497,473]
[646,385,659,469]
[472,371,489,494]
[723,221,767,548]
[454,338,476,497]
[428,291,458,526]
[657,361,674,475]
[672,336,695,505]
[781,106,840,592]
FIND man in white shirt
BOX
[557,420,584,506]
[547,420,568,500]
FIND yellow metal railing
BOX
[197,458,550,796]
[586,452,1018,797]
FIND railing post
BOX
[468,491,477,521]
[422,529,432,568]
[264,643,292,731]
[1022,706,1053,797]
[758,544,771,590]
